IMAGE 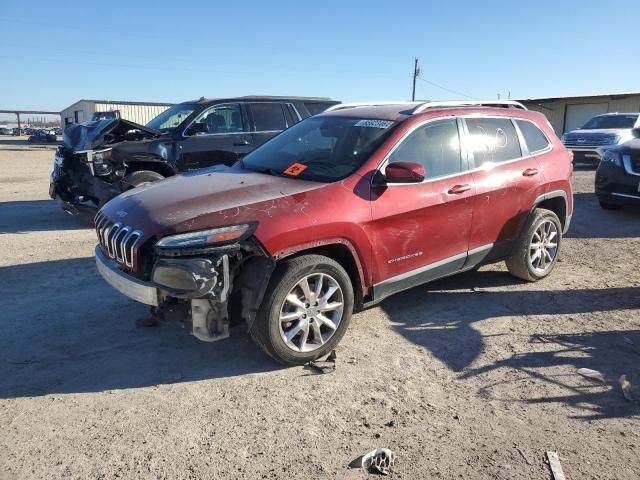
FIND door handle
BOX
[522,168,539,176]
[447,184,471,194]
[233,139,250,146]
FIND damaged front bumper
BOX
[95,245,233,342]
[50,147,123,211]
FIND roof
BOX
[320,101,531,122]
[184,95,337,105]
[518,92,640,103]
[61,99,175,111]
[321,104,417,121]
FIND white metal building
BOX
[60,99,174,128]
[519,92,640,135]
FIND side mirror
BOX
[632,127,640,139]
[186,122,207,136]
[384,161,425,183]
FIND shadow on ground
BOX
[567,192,640,239]
[381,269,640,420]
[0,257,280,399]
[0,200,94,233]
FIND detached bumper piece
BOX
[95,246,159,306]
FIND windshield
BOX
[146,103,197,132]
[242,116,397,182]
[582,114,638,129]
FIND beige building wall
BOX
[93,103,171,125]
[521,95,640,135]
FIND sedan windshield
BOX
[582,114,638,129]
[146,103,197,132]
[242,116,397,182]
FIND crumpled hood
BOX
[99,165,326,241]
[63,118,160,151]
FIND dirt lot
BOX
[0,149,639,479]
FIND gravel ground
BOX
[0,149,639,479]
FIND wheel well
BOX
[125,161,175,178]
[289,244,365,308]
[536,196,567,229]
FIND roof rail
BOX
[324,101,420,112]
[411,100,527,114]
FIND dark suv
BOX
[50,96,339,212]
[94,100,573,365]
[596,127,640,209]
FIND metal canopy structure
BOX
[0,109,61,132]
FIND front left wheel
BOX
[250,254,354,365]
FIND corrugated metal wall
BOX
[522,95,640,135]
[94,103,171,125]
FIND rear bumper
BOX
[95,246,159,306]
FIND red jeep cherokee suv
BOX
[94,100,573,365]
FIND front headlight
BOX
[156,223,256,249]
[601,150,622,167]
[93,148,113,162]
[561,134,568,143]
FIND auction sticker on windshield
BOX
[283,163,308,176]
[354,119,394,129]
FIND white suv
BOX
[561,113,640,165]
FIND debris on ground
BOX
[515,445,532,466]
[546,451,566,480]
[620,375,634,402]
[303,350,336,374]
[577,368,607,384]
[360,448,396,475]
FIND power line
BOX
[416,75,476,100]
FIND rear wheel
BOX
[506,208,562,282]
[598,199,622,211]
[250,254,354,365]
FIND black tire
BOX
[250,254,354,365]
[122,170,164,190]
[506,208,562,282]
[598,200,622,211]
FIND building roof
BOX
[61,99,175,111]
[518,92,640,102]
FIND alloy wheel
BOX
[278,273,344,353]
[529,220,559,273]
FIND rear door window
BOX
[250,103,287,132]
[465,118,522,166]
[516,120,550,154]
[388,119,462,179]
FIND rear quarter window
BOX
[516,120,550,154]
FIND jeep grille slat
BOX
[94,214,143,270]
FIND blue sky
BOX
[1,0,639,114]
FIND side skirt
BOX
[365,244,494,307]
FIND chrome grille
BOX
[562,133,618,148]
[94,212,143,269]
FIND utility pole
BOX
[411,57,420,101]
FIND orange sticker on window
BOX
[283,163,308,176]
